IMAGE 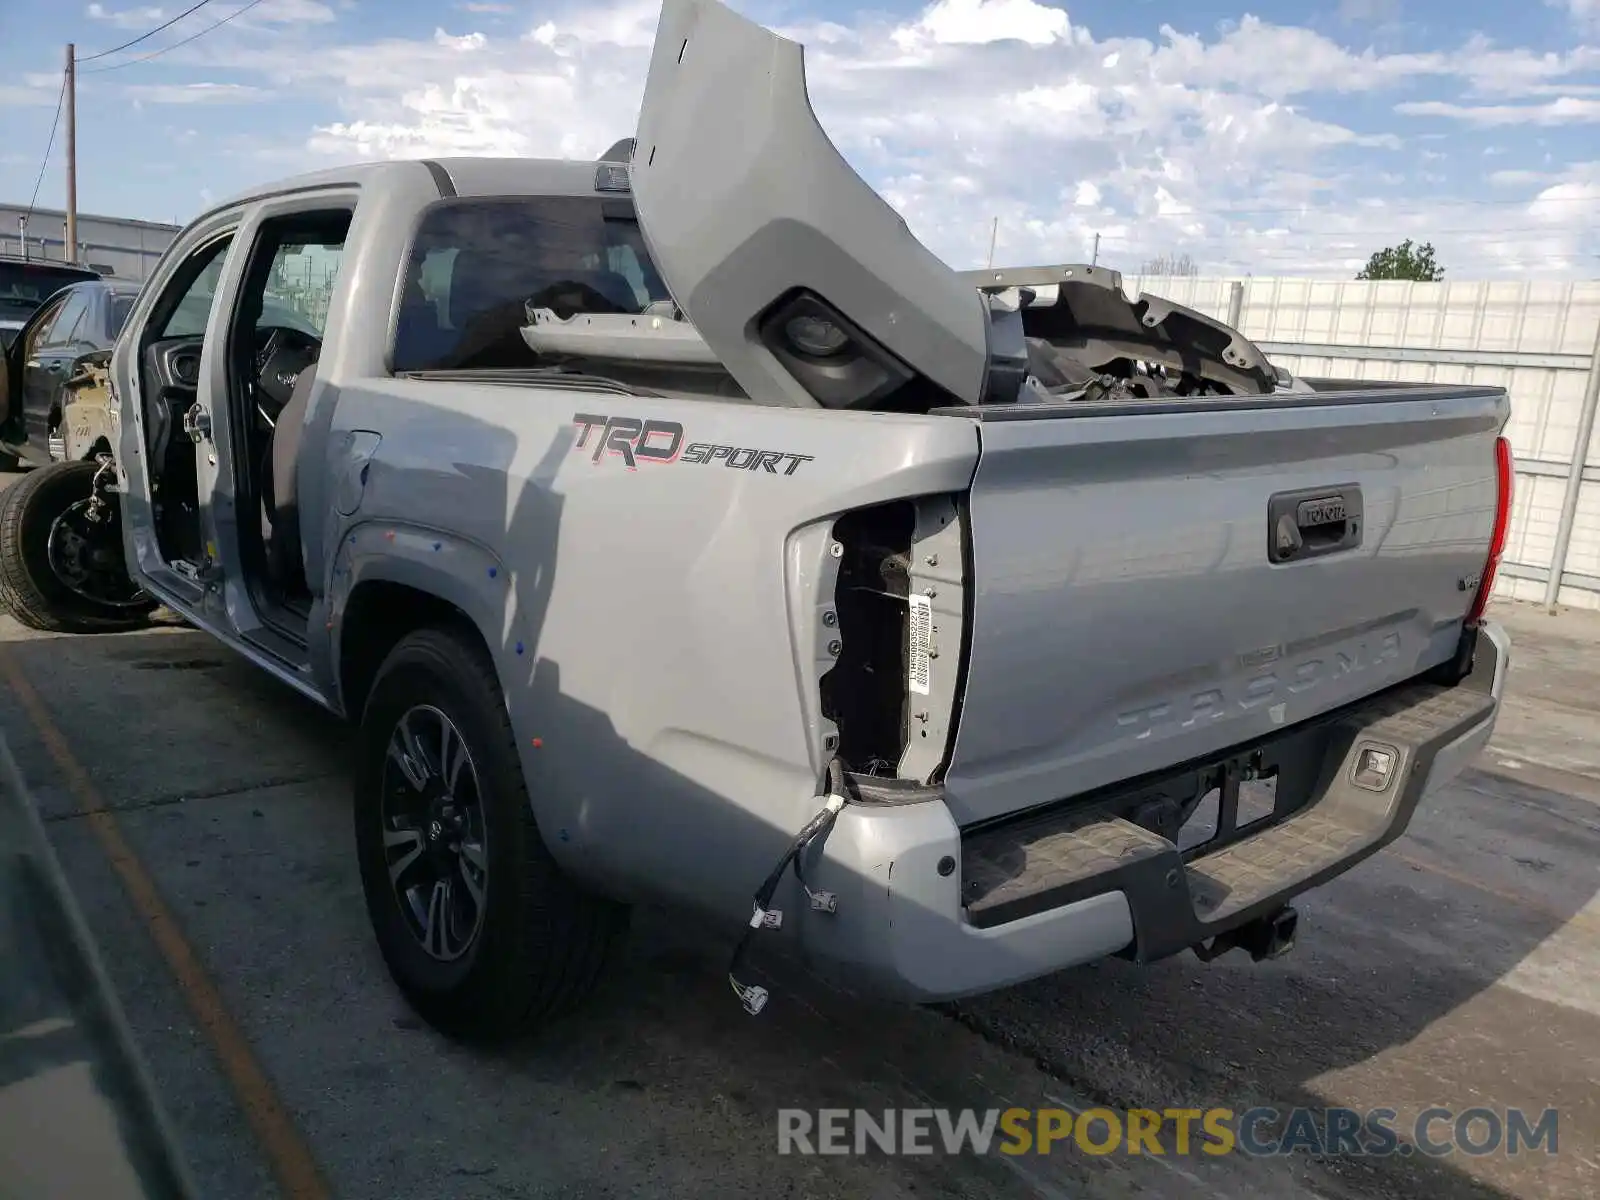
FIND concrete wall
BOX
[1125,274,1600,612]
[0,203,180,283]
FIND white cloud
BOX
[519,0,661,50]
[891,0,1077,49]
[85,3,168,28]
[248,0,336,23]
[88,0,1600,278]
[1146,17,1445,99]
[123,82,265,104]
[1396,97,1600,125]
[1488,168,1556,185]
[434,28,488,51]
[1337,0,1403,21]
[84,0,334,34]
[1448,42,1600,97]
[1549,0,1600,31]
[0,83,60,107]
[1525,161,1600,214]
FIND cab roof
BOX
[210,155,625,218]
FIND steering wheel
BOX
[254,326,322,427]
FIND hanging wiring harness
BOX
[727,756,850,1015]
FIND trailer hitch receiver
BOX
[1192,904,1299,964]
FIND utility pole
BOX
[985,217,998,269]
[1091,232,1100,267]
[65,43,78,265]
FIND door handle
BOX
[1268,485,1364,564]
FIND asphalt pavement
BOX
[0,517,1594,1199]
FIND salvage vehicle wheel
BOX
[0,459,156,634]
[354,626,627,1042]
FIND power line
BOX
[81,0,272,74]
[22,71,67,222]
[77,0,218,64]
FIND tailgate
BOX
[939,385,1509,827]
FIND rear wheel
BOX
[0,459,156,633]
[353,625,627,1042]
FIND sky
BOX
[0,0,1597,279]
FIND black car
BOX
[0,256,104,352]
[0,277,141,466]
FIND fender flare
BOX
[322,521,533,718]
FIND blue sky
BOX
[0,0,1597,277]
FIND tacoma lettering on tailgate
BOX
[1114,632,1402,738]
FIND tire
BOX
[0,460,156,634]
[353,625,627,1043]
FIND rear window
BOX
[391,197,672,373]
[0,262,99,322]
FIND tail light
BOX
[819,495,967,784]
[1465,435,1514,627]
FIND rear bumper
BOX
[797,620,1508,1003]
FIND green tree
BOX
[1356,239,1444,281]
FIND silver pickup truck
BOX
[0,0,1512,1042]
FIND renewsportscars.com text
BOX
[776,1106,1560,1159]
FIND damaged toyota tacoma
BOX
[0,0,1512,1042]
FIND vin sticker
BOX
[907,593,934,696]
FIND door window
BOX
[39,292,91,350]
[259,236,346,338]
[20,293,70,355]
[151,236,236,341]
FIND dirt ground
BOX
[0,527,1595,1199]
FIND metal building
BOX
[1128,273,1600,613]
[0,202,180,283]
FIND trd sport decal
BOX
[571,413,814,475]
[571,414,681,468]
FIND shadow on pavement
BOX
[0,731,199,1200]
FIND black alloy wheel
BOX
[353,626,627,1042]
[379,703,490,963]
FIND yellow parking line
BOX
[0,646,332,1200]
